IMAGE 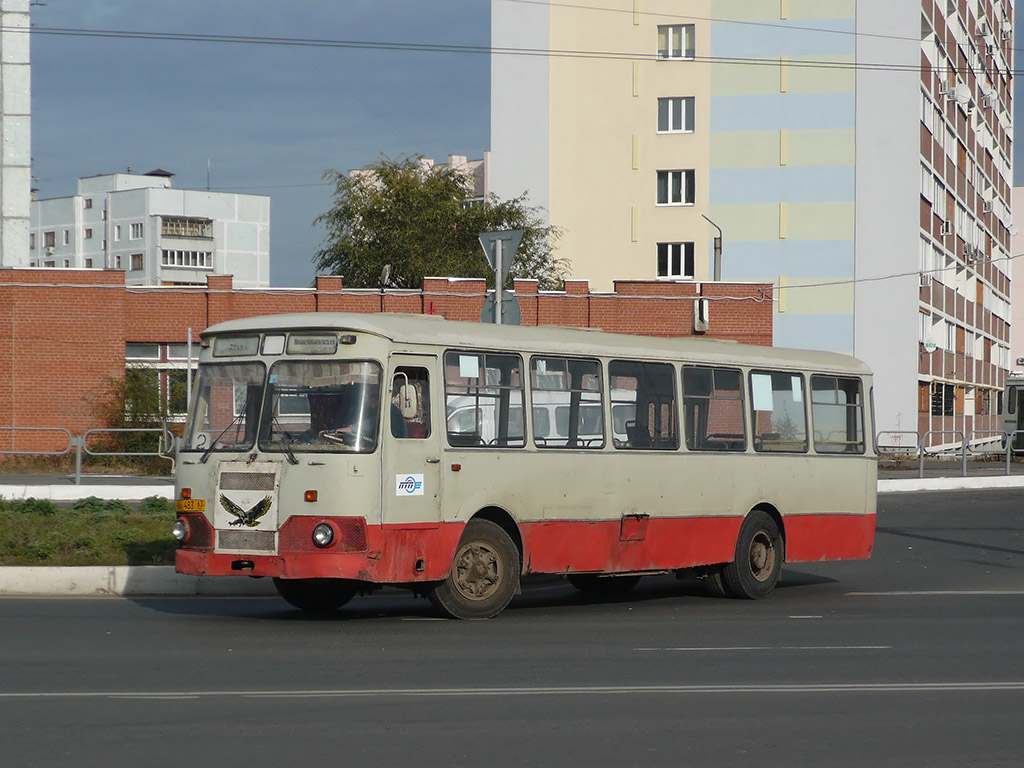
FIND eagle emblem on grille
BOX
[220,494,273,527]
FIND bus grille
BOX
[220,472,276,492]
[218,529,276,552]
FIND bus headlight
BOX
[171,518,189,542]
[312,523,335,548]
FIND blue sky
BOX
[29,0,491,287]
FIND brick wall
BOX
[0,269,772,448]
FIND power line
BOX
[13,25,1020,76]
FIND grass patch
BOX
[0,496,176,566]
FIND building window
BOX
[29,234,34,249]
[83,198,92,209]
[161,249,213,268]
[44,231,55,248]
[84,228,93,239]
[161,216,213,238]
[657,24,695,60]
[656,170,694,205]
[62,230,70,245]
[63,259,70,268]
[85,258,93,268]
[131,222,144,239]
[43,261,55,268]
[930,382,955,416]
[115,254,122,269]
[130,253,144,271]
[657,97,694,133]
[657,242,694,278]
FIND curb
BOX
[0,484,174,502]
[0,566,276,597]
[878,475,1024,493]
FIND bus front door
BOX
[383,357,442,526]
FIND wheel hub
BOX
[454,542,501,600]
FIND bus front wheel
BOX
[721,511,782,599]
[273,577,359,613]
[428,519,520,619]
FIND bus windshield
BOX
[258,360,383,453]
[183,362,266,453]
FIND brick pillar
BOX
[206,274,234,327]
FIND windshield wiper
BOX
[270,420,300,465]
[199,411,246,464]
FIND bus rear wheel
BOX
[428,519,520,619]
[568,574,641,596]
[721,510,783,599]
[273,577,359,613]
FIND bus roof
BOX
[202,312,872,376]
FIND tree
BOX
[313,155,567,289]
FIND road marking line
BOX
[634,645,891,652]
[847,590,1024,596]
[3,681,1021,700]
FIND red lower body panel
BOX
[175,512,875,584]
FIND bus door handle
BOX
[425,458,441,464]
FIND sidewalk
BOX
[1,469,1022,597]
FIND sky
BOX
[29,0,491,288]
[27,2,1024,287]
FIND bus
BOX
[1002,376,1023,450]
[172,312,877,619]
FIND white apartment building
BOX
[0,0,32,268]
[491,0,1014,445]
[29,170,270,287]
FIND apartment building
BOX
[29,170,270,287]
[491,0,1013,442]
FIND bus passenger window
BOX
[810,376,864,454]
[750,371,807,452]
[392,367,430,439]
[530,356,604,448]
[682,366,745,451]
[609,360,678,450]
[444,351,525,448]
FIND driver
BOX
[320,384,379,444]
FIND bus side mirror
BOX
[398,383,418,418]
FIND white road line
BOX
[847,590,1024,596]
[634,645,891,652]
[3,681,1022,700]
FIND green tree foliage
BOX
[313,155,568,289]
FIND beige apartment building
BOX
[491,0,1014,445]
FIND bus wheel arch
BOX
[428,513,521,619]
[720,505,785,599]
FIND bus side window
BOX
[392,367,430,439]
[682,366,746,451]
[444,351,526,448]
[810,375,864,454]
[750,370,808,452]
[609,360,678,450]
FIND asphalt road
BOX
[2,489,1023,768]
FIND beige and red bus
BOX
[172,312,877,618]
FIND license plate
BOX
[176,498,206,512]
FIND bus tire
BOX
[428,519,520,619]
[568,574,641,595]
[721,510,782,599]
[273,577,358,613]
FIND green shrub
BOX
[0,497,177,566]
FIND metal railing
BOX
[1,425,177,485]
[877,429,1024,478]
